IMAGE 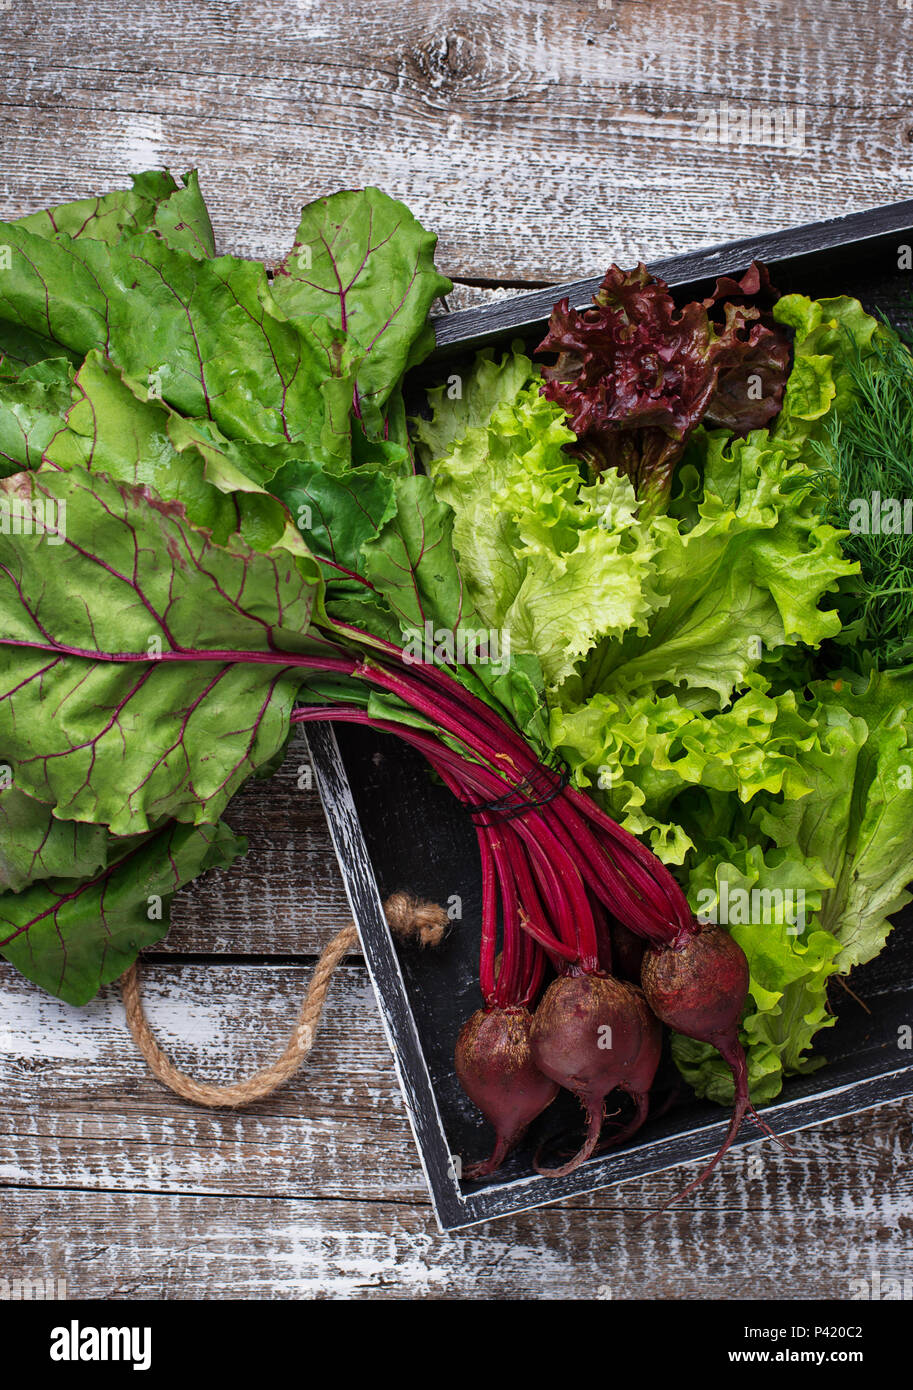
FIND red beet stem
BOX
[518,909,578,963]
[292,699,682,947]
[611,921,648,982]
[499,825,568,982]
[477,829,499,1004]
[395,653,693,929]
[350,659,687,943]
[486,833,523,1007]
[431,758,545,1007]
[562,786,694,931]
[429,749,584,989]
[292,703,678,973]
[589,894,614,975]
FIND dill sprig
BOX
[806,320,913,669]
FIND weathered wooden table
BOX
[1,0,912,1299]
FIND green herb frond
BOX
[805,320,913,668]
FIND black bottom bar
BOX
[4,1295,907,1376]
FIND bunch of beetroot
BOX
[289,635,789,1208]
[449,778,789,1198]
[281,262,793,1203]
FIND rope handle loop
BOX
[121,893,447,1108]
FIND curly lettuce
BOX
[565,428,856,710]
[536,262,791,511]
[671,670,913,1101]
[417,287,913,1106]
[417,348,663,686]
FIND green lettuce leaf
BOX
[412,342,535,464]
[554,667,913,1097]
[757,671,913,970]
[423,355,661,686]
[771,293,880,449]
[549,682,822,864]
[572,428,856,709]
[412,292,911,1109]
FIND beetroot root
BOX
[641,925,793,1210]
[455,1006,559,1179]
[595,984,662,1149]
[529,972,661,1177]
[537,983,663,1166]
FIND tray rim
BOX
[430,196,913,353]
[307,199,913,1231]
[307,723,913,1232]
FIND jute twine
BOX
[120,892,448,1108]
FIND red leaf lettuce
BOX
[536,261,792,511]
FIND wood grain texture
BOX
[162,732,353,956]
[2,957,913,1298]
[0,960,425,1201]
[0,1,911,279]
[1,0,912,1299]
[4,1178,913,1301]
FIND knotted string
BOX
[121,892,447,1107]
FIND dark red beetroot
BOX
[455,1006,559,1179]
[641,925,792,1207]
[596,984,662,1148]
[529,972,661,1177]
[538,982,663,1167]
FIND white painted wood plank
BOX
[2,1099,912,1299]
[0,1,909,278]
[0,959,428,1200]
[162,732,354,956]
[2,958,912,1286]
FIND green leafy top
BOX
[13,169,217,259]
[419,348,662,686]
[272,187,452,438]
[0,171,451,1002]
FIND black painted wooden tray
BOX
[308,199,913,1231]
